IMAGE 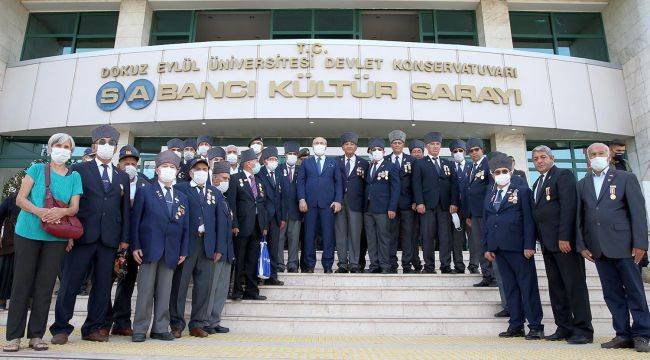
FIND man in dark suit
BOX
[206,146,226,187]
[278,142,302,273]
[386,130,418,273]
[531,145,593,344]
[179,138,195,183]
[576,142,649,352]
[258,146,284,285]
[226,149,268,300]
[407,139,425,272]
[105,145,150,337]
[412,132,459,274]
[483,152,544,340]
[51,125,130,344]
[335,132,368,273]
[297,137,343,273]
[449,139,471,274]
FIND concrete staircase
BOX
[1,251,645,336]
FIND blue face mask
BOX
[252,162,261,175]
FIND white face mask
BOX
[590,156,609,172]
[197,145,210,156]
[313,144,326,156]
[453,152,465,163]
[158,167,177,183]
[96,144,115,160]
[217,181,229,193]
[50,147,71,164]
[192,170,208,185]
[226,153,238,165]
[286,154,298,166]
[371,150,384,162]
[124,165,138,180]
[173,150,182,159]
[250,143,262,154]
[183,150,195,161]
[494,173,511,186]
[266,160,278,172]
[252,162,261,174]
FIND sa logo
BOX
[96,79,155,112]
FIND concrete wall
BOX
[114,0,153,48]
[476,0,513,49]
[0,0,29,90]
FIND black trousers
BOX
[450,214,467,271]
[267,218,281,279]
[105,252,138,330]
[542,249,593,337]
[421,205,452,271]
[389,209,416,270]
[6,235,66,341]
[233,224,261,297]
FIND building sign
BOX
[96,43,522,111]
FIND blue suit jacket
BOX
[384,154,416,210]
[482,183,535,253]
[174,181,219,259]
[259,166,283,225]
[71,161,130,248]
[412,156,459,210]
[297,156,343,209]
[338,155,369,212]
[279,163,301,221]
[215,190,234,263]
[131,182,189,269]
[365,160,401,214]
[465,157,491,219]
[453,161,472,217]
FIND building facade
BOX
[0,0,648,213]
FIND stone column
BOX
[0,0,29,90]
[490,131,528,180]
[113,128,134,163]
[114,0,153,48]
[476,0,513,49]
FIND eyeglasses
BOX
[451,149,464,154]
[97,139,117,146]
[492,169,510,175]
[468,147,481,153]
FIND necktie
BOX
[535,175,544,202]
[101,164,111,192]
[457,163,462,177]
[197,185,205,200]
[317,157,323,175]
[393,155,400,168]
[249,175,258,198]
[371,163,377,179]
[164,186,173,217]
[289,166,294,182]
[493,189,503,211]
[471,163,478,181]
[345,158,351,177]
[432,157,440,173]
[270,172,276,186]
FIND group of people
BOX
[0,124,648,353]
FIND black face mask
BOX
[614,153,625,161]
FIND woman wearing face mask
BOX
[3,133,82,353]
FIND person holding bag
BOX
[3,133,82,353]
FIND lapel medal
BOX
[610,185,616,200]
[239,178,244,187]
[545,187,551,201]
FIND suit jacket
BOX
[365,160,401,214]
[174,181,219,259]
[531,166,577,252]
[279,163,301,221]
[452,161,472,217]
[226,171,268,238]
[384,153,416,210]
[412,156,459,210]
[339,155,370,212]
[215,190,234,263]
[483,183,536,252]
[576,168,648,258]
[131,182,189,269]
[297,155,343,209]
[259,166,283,225]
[71,161,130,248]
[465,157,491,219]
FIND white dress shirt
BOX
[190,180,206,233]
[96,158,113,182]
[392,153,402,168]
[344,155,356,176]
[592,166,609,200]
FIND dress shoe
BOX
[633,337,650,352]
[499,328,525,338]
[544,331,570,341]
[494,309,510,318]
[131,333,146,342]
[111,327,133,336]
[150,332,175,341]
[243,294,267,300]
[171,329,182,338]
[335,268,349,273]
[349,266,359,273]
[303,268,314,273]
[468,266,480,274]
[381,269,392,274]
[214,325,230,333]
[402,267,414,274]
[369,268,382,273]
[190,327,209,338]
[473,279,492,287]
[422,268,437,274]
[264,278,284,286]
[454,268,465,274]
[525,329,544,340]
[50,333,69,345]
[99,328,110,337]
[414,266,423,273]
[566,334,593,344]
[440,267,453,274]
[324,268,333,274]
[278,267,286,273]
[203,326,216,335]
[82,331,108,342]
[601,336,634,349]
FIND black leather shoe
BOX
[243,294,267,300]
[494,309,510,318]
[381,269,392,274]
[287,267,298,273]
[132,333,146,342]
[370,268,382,274]
[203,326,216,335]
[473,279,492,287]
[264,278,284,286]
[601,336,634,349]
[402,267,414,274]
[454,268,465,274]
[214,325,230,334]
[545,331,570,341]
[499,328,525,338]
[335,267,349,273]
[231,293,243,301]
[566,334,593,344]
[303,268,314,273]
[440,267,453,274]
[525,329,544,340]
[349,266,359,273]
[324,268,333,274]
[633,337,650,352]
[150,332,175,341]
[422,268,437,274]
[468,266,480,274]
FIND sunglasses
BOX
[451,149,464,154]
[97,139,117,146]
[468,147,481,153]
[492,169,510,175]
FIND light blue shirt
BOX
[592,166,609,199]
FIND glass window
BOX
[27,13,77,35]
[272,10,312,32]
[75,38,115,53]
[417,10,477,46]
[553,13,603,35]
[22,37,73,59]
[436,11,475,33]
[78,13,118,35]
[557,38,609,62]
[438,35,475,46]
[315,10,353,32]
[150,34,191,45]
[152,11,194,34]
[512,39,555,54]
[272,10,358,39]
[509,13,551,36]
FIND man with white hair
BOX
[225,145,240,175]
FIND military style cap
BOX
[240,148,257,163]
[183,138,197,150]
[261,146,279,161]
[155,150,181,168]
[83,148,95,156]
[207,146,226,160]
[298,148,310,157]
[212,161,230,175]
[388,130,406,143]
[368,138,385,149]
[449,139,466,152]
[189,157,209,169]
[119,145,140,160]
[283,141,300,154]
[466,138,484,150]
[340,132,359,146]
[408,139,425,152]
[166,138,184,150]
[197,135,213,146]
[423,132,443,144]
[91,125,119,143]
[488,151,513,172]
[248,136,263,146]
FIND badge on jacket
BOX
[378,170,389,180]
[404,162,412,174]
[508,189,519,204]
[207,189,216,205]
[175,204,186,220]
[475,170,485,180]
[609,185,616,200]
[443,164,450,176]
[356,166,365,179]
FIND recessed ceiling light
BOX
[202,122,206,125]
[511,128,516,131]
[411,123,416,127]
[309,121,315,124]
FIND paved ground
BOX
[0,328,647,359]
